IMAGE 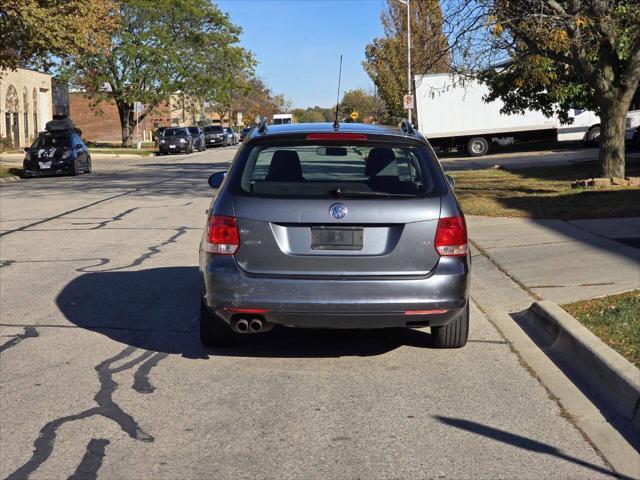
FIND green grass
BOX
[450,162,640,219]
[89,147,155,157]
[563,290,640,368]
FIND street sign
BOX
[349,111,359,121]
[134,102,143,113]
[403,94,414,110]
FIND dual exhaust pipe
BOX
[231,316,271,334]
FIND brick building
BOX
[69,93,231,144]
[0,68,53,148]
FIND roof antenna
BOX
[333,54,343,129]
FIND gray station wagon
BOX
[199,121,470,348]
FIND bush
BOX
[0,136,14,152]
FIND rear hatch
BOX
[230,139,445,277]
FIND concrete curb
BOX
[0,175,21,183]
[528,301,640,431]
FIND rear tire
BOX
[466,137,489,157]
[586,126,600,147]
[432,304,469,348]
[85,157,92,174]
[200,297,236,347]
[72,159,79,176]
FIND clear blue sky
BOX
[215,0,387,108]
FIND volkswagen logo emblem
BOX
[329,203,347,219]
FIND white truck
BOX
[272,113,293,125]
[414,72,602,156]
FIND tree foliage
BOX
[66,0,252,146]
[234,78,287,125]
[0,0,117,71]
[363,0,449,122]
[483,0,640,177]
[291,106,334,123]
[339,89,387,123]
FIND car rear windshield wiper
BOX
[329,187,414,198]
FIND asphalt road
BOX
[0,147,616,479]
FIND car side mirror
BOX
[23,147,30,152]
[208,171,226,188]
[446,174,456,190]
[75,144,83,149]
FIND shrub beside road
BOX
[563,290,640,368]
[451,162,640,219]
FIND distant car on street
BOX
[158,127,194,154]
[199,121,470,348]
[23,119,92,177]
[225,127,239,145]
[203,125,227,148]
[187,126,206,152]
[239,127,252,142]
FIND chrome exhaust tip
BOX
[249,318,263,332]
[235,319,249,333]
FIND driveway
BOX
[0,147,616,479]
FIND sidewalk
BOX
[467,216,640,304]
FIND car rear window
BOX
[204,126,224,133]
[237,144,443,198]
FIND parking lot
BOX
[0,146,623,479]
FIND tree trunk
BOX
[116,101,134,147]
[597,94,630,179]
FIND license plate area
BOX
[311,226,363,250]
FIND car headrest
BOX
[365,147,398,177]
[266,150,304,182]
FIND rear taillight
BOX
[204,215,240,255]
[434,216,468,256]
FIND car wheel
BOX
[586,126,600,147]
[85,157,92,174]
[431,303,469,348]
[187,143,194,154]
[72,159,79,176]
[200,297,237,347]
[466,137,489,157]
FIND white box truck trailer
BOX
[414,72,602,156]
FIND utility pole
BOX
[397,0,412,124]
[406,0,412,124]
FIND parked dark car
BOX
[225,127,239,145]
[23,120,91,177]
[199,121,470,348]
[203,125,226,147]
[158,127,194,154]
[239,127,252,142]
[188,126,206,151]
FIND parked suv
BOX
[188,126,206,151]
[203,125,226,147]
[199,122,470,348]
[158,127,193,154]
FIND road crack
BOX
[0,326,39,354]
[4,346,166,480]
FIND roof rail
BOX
[399,119,415,135]
[257,117,268,134]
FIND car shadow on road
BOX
[56,266,436,359]
[433,416,624,479]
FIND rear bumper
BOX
[206,138,224,146]
[201,255,470,329]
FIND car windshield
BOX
[31,135,71,149]
[164,128,187,137]
[188,127,199,135]
[204,126,223,133]
[237,144,441,198]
